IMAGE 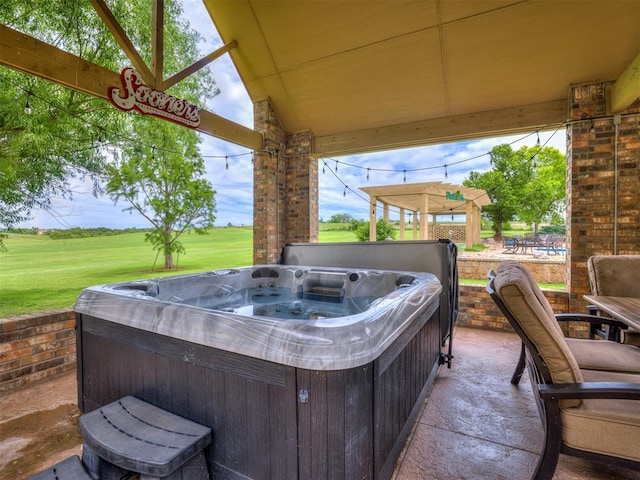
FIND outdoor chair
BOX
[495,260,640,385]
[502,236,518,254]
[587,255,640,345]
[487,260,640,480]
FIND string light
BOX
[403,169,406,183]
[225,155,229,170]
[24,92,32,115]
[343,185,348,196]
[444,164,448,179]
[0,75,568,203]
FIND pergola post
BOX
[419,194,429,240]
[369,198,377,241]
[465,200,474,249]
[399,207,405,240]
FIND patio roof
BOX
[203,0,640,156]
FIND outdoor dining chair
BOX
[487,260,640,480]
[587,255,640,345]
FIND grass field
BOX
[0,224,545,317]
[0,227,362,317]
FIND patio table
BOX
[583,295,640,331]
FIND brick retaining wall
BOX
[0,309,76,392]
[458,257,565,284]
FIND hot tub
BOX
[75,265,442,480]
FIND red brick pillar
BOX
[253,101,319,264]
[567,82,640,309]
[284,131,318,245]
[253,99,286,264]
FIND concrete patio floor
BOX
[1,327,638,479]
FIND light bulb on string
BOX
[24,93,32,115]
[343,185,348,197]
[335,160,338,172]
[366,167,370,181]
[536,129,541,146]
[403,170,406,183]
[322,162,326,174]
[444,164,448,179]
[225,156,229,170]
[450,209,454,222]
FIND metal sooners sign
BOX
[108,67,201,128]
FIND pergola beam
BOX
[0,24,262,150]
[163,40,238,91]
[88,0,155,87]
[151,0,164,89]
[314,99,567,157]
[608,51,640,114]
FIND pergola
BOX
[359,182,490,248]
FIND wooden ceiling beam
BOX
[314,99,568,157]
[608,51,640,114]
[89,0,155,87]
[0,24,262,150]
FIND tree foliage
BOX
[353,219,397,242]
[463,144,565,237]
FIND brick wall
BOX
[0,309,76,392]
[566,82,640,310]
[457,285,583,337]
[458,257,565,284]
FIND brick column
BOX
[253,100,319,264]
[253,99,286,264]
[567,81,640,309]
[284,131,318,245]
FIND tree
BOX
[0,1,218,233]
[106,119,216,270]
[463,145,530,238]
[354,219,397,242]
[0,1,133,230]
[329,213,354,223]
[519,147,566,234]
[463,144,565,238]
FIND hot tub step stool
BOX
[28,455,92,480]
[79,396,212,480]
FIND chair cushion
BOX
[587,255,640,297]
[567,338,640,374]
[494,261,583,401]
[562,370,640,462]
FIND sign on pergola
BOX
[360,182,491,248]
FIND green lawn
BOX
[0,228,361,317]
[0,225,546,318]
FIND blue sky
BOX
[18,1,566,229]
